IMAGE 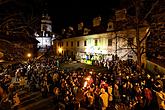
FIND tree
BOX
[117,0,164,68]
[132,0,159,68]
[0,0,42,61]
[0,0,43,36]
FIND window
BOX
[77,41,79,47]
[84,40,87,46]
[61,42,63,46]
[66,42,68,46]
[95,39,98,46]
[71,41,73,47]
[128,38,133,46]
[108,39,112,46]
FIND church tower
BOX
[35,3,55,53]
[41,8,52,32]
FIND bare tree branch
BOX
[139,28,150,44]
[140,47,146,56]
[119,50,132,60]
[140,0,159,24]
[0,0,13,5]
[130,44,137,55]
[0,39,12,44]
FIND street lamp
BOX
[27,53,31,58]
[58,47,63,55]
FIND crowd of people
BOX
[0,56,165,110]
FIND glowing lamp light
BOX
[27,53,31,58]
[58,47,63,53]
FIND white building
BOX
[53,27,148,63]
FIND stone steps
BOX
[11,91,42,109]
[19,96,55,110]
[19,91,40,103]
[19,92,42,107]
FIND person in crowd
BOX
[100,88,108,110]
[19,76,26,90]
[53,87,60,103]
[155,87,165,110]
[1,56,165,110]
[15,68,21,82]
[108,84,113,103]
[114,81,121,103]
[13,91,20,110]
[143,87,153,110]
[8,83,14,105]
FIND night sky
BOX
[0,0,122,33]
[47,0,122,32]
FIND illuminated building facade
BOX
[54,9,150,64]
[35,10,55,53]
[54,27,148,62]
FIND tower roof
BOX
[42,0,49,17]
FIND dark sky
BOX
[1,0,163,34]
[46,0,122,32]
[0,0,122,33]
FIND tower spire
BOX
[41,1,52,32]
[42,1,49,17]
